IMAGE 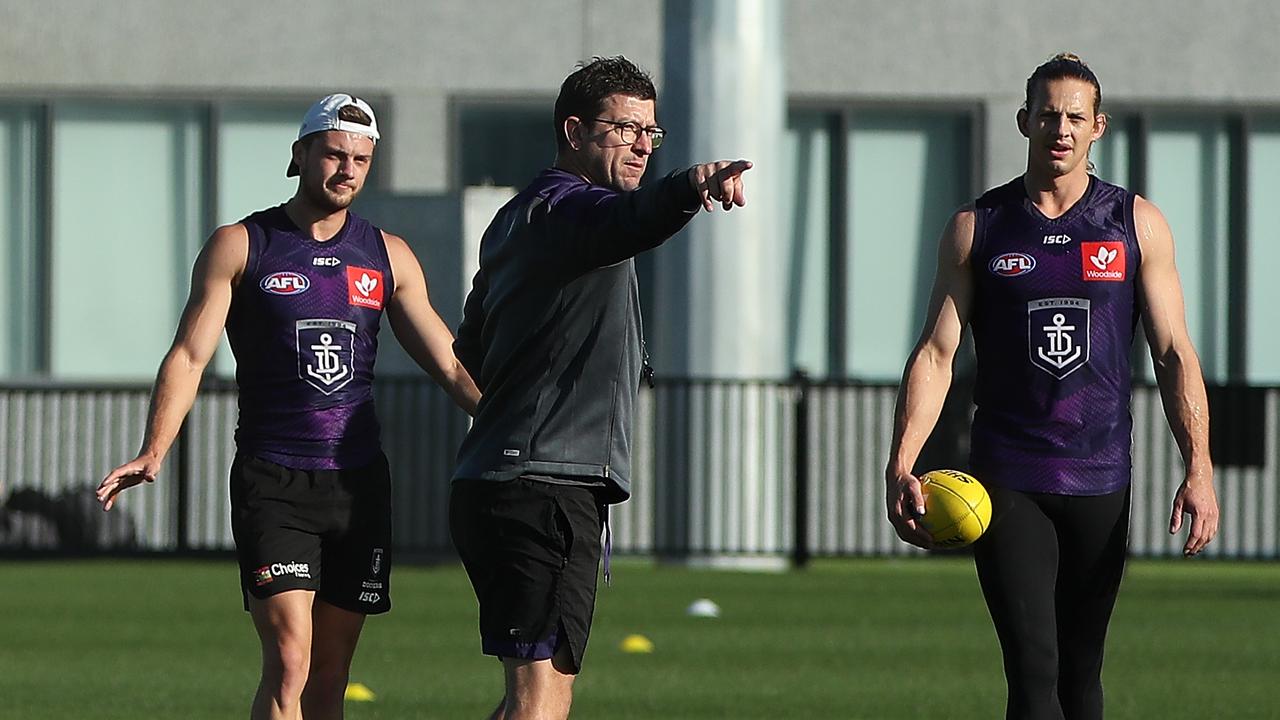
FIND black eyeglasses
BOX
[589,118,666,149]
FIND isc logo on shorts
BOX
[347,267,384,310]
[358,592,381,604]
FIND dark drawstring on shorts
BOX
[602,504,612,586]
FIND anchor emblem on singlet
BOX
[296,319,356,394]
[1028,298,1090,379]
[1041,314,1081,364]
[309,333,349,383]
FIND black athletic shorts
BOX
[229,452,392,615]
[449,477,605,674]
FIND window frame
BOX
[785,97,985,379]
[448,94,554,191]
[1097,103,1280,384]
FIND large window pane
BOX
[458,104,551,189]
[213,103,300,378]
[1091,117,1131,187]
[0,105,43,376]
[1247,118,1280,383]
[847,112,970,380]
[1147,117,1231,383]
[217,104,299,226]
[52,103,204,379]
[782,111,833,377]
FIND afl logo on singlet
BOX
[261,272,310,295]
[989,253,1036,277]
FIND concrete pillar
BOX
[652,0,787,379]
[652,0,789,563]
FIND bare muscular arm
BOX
[884,207,976,549]
[97,224,247,510]
[1134,195,1218,555]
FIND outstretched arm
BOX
[384,231,481,416]
[1134,196,1218,556]
[545,160,753,273]
[884,208,976,549]
[97,224,246,510]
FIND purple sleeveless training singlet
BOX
[968,176,1141,496]
[226,205,393,470]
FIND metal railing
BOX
[2,377,1277,560]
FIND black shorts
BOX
[229,453,392,615]
[449,477,605,674]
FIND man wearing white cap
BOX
[98,94,480,719]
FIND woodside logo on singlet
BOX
[1081,241,1125,281]
[347,267,384,310]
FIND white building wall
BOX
[7,0,1280,192]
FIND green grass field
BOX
[2,557,1277,719]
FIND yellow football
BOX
[918,469,992,548]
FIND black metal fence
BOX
[2,377,1277,560]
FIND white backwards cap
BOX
[287,93,380,176]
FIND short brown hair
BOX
[554,56,657,151]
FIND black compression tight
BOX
[972,486,1131,720]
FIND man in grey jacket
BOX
[450,56,750,720]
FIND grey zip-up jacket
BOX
[452,167,701,503]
